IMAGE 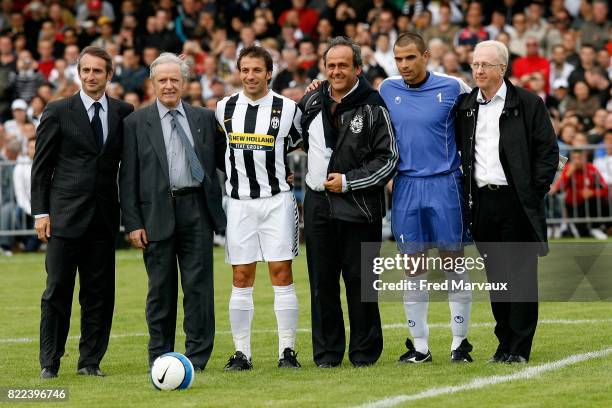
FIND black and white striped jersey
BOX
[216,91,303,200]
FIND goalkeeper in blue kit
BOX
[379,33,474,363]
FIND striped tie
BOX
[169,110,205,183]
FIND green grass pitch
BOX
[1,246,611,407]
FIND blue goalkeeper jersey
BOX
[379,72,471,177]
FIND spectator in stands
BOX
[549,78,569,118]
[426,38,447,72]
[123,91,140,109]
[36,40,56,80]
[175,0,199,43]
[485,9,516,41]
[549,44,574,87]
[553,148,610,239]
[374,33,399,77]
[0,136,20,256]
[588,109,608,145]
[422,2,460,47]
[15,50,45,102]
[218,40,238,81]
[27,95,44,128]
[558,123,576,158]
[376,8,398,45]
[594,130,612,194]
[279,0,319,38]
[4,98,29,147]
[441,50,471,85]
[91,16,118,49]
[568,44,603,89]
[12,137,38,252]
[144,9,181,54]
[272,48,298,93]
[116,48,147,93]
[117,15,140,51]
[62,44,80,87]
[544,8,573,57]
[513,37,550,92]
[566,80,600,122]
[455,2,489,49]
[186,79,204,106]
[199,55,219,100]
[142,46,160,73]
[580,0,610,50]
[360,45,387,84]
[524,1,547,45]
[297,39,318,71]
[509,12,528,57]
[237,25,259,55]
[76,0,114,25]
[38,20,64,60]
[316,17,333,43]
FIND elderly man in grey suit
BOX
[119,53,226,371]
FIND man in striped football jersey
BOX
[216,46,303,371]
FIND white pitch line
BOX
[357,347,612,408]
[2,318,611,344]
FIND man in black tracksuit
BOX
[299,37,398,368]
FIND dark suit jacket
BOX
[31,93,134,238]
[456,79,559,254]
[119,100,226,241]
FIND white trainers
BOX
[590,228,608,240]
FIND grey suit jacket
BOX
[119,100,226,241]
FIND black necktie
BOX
[91,101,103,151]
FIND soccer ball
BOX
[150,352,195,391]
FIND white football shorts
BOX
[225,191,299,264]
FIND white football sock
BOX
[403,272,429,354]
[273,284,298,359]
[445,270,472,350]
[229,286,254,359]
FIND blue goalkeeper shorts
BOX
[391,170,471,254]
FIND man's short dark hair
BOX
[77,45,113,75]
[323,36,363,67]
[580,43,596,51]
[394,32,427,54]
[237,45,273,72]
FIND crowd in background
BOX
[0,0,611,253]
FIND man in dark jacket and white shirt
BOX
[456,40,558,364]
[299,36,398,368]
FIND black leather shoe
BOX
[40,367,58,379]
[505,354,528,364]
[77,365,106,376]
[316,362,339,368]
[487,350,510,363]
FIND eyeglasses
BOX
[470,62,505,71]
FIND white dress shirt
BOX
[305,80,360,193]
[80,89,109,143]
[474,81,508,188]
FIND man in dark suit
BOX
[119,53,226,371]
[456,40,558,364]
[32,46,134,379]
